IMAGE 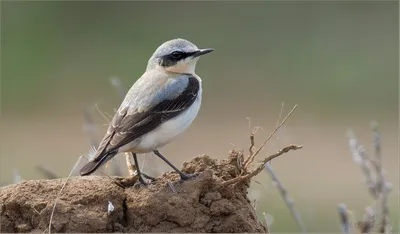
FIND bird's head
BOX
[147,38,214,74]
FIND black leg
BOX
[132,153,149,186]
[153,150,197,181]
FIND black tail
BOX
[79,150,118,176]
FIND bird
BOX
[79,38,214,185]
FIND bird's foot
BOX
[142,173,156,182]
[134,177,151,188]
[179,172,199,181]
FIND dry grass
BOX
[342,122,393,233]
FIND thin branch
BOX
[246,117,256,156]
[94,103,112,123]
[249,131,255,156]
[244,105,298,168]
[347,123,392,233]
[219,144,302,187]
[377,191,390,233]
[275,102,285,129]
[265,162,306,233]
[370,122,390,233]
[358,206,375,233]
[371,121,381,162]
[347,131,377,198]
[49,156,83,233]
[337,203,351,234]
[248,126,263,157]
[262,212,271,233]
[371,158,390,233]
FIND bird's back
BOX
[118,70,189,116]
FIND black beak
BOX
[193,48,214,57]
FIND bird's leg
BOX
[131,153,150,186]
[153,150,198,181]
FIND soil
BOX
[1,151,266,233]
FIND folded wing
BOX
[79,75,199,175]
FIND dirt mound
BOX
[1,151,266,233]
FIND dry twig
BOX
[249,131,255,156]
[94,103,112,123]
[275,102,285,129]
[371,122,391,233]
[346,122,392,233]
[248,126,263,157]
[337,203,351,234]
[348,131,377,198]
[244,105,298,168]
[358,206,375,233]
[220,144,302,187]
[265,162,306,233]
[262,212,271,233]
[48,156,83,233]
[371,121,381,162]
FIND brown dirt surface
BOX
[0,151,267,233]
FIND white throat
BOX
[165,57,199,74]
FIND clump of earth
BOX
[1,151,266,233]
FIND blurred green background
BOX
[1,1,398,232]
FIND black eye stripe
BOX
[169,51,195,60]
[171,51,183,59]
[185,51,197,57]
[159,51,197,67]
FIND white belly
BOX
[132,92,202,152]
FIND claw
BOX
[179,172,199,181]
[142,173,156,182]
[134,177,150,187]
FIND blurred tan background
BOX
[1,1,398,232]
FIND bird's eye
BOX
[171,51,183,59]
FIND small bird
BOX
[79,38,214,184]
